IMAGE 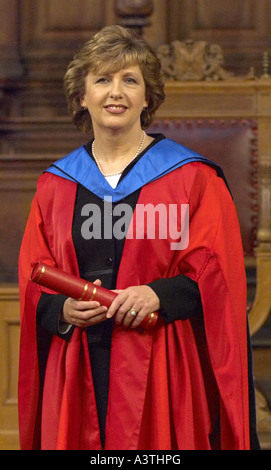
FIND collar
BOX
[45,138,225,202]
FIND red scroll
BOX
[30,261,158,330]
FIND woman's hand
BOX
[61,279,108,328]
[106,285,160,329]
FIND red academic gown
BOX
[18,161,250,450]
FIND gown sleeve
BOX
[37,293,73,338]
[147,275,202,323]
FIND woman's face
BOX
[81,64,148,134]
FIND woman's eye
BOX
[96,77,109,83]
[125,77,137,84]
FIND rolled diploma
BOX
[30,261,158,330]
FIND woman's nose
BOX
[109,79,123,99]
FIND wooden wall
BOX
[1,0,271,450]
[146,0,271,76]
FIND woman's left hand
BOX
[106,285,160,329]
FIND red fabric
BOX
[18,162,250,450]
[41,328,101,449]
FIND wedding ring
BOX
[130,308,137,317]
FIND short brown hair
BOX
[64,25,165,134]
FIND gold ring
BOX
[130,308,137,317]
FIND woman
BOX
[18,25,259,450]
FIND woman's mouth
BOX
[104,104,127,114]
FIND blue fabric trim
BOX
[45,138,224,202]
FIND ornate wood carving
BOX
[158,39,231,81]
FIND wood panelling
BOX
[164,0,271,75]
[0,0,23,79]
[22,0,106,47]
[196,0,255,29]
[0,287,20,450]
[20,0,116,78]
[253,347,271,449]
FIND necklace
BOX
[92,131,146,177]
